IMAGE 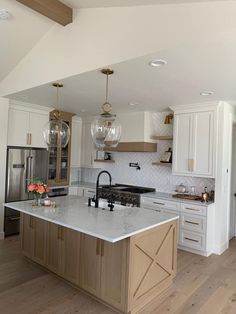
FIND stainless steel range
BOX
[98,184,155,207]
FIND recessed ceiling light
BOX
[129,102,139,106]
[200,91,213,96]
[0,9,11,20]
[149,59,167,67]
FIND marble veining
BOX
[4,196,178,243]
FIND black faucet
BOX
[88,170,114,211]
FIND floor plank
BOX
[1,236,236,314]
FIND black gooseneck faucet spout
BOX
[94,170,113,209]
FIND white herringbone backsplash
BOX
[80,151,215,194]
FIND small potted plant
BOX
[28,178,49,206]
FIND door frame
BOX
[229,123,236,239]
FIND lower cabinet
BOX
[20,214,47,266]
[141,197,215,257]
[20,214,177,314]
[80,234,127,312]
[21,214,80,284]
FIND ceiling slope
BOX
[0,0,54,82]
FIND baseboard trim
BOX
[213,241,229,255]
[0,231,5,240]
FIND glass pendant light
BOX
[43,83,70,148]
[91,69,122,149]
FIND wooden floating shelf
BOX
[94,159,115,163]
[152,136,173,141]
[152,162,172,167]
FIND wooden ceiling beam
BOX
[16,0,72,26]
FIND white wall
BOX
[214,102,235,254]
[0,98,9,239]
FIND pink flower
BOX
[28,184,37,192]
[37,185,46,194]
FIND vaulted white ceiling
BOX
[0,0,53,82]
[3,0,236,116]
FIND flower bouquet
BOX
[28,178,50,206]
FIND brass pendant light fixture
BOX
[43,83,70,148]
[91,69,122,149]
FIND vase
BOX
[33,194,42,206]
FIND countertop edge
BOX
[4,202,179,243]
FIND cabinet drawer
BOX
[141,197,180,211]
[179,230,206,251]
[181,213,206,233]
[181,203,207,216]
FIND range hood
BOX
[105,111,157,152]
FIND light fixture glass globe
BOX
[43,119,70,148]
[91,114,121,149]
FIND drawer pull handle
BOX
[184,237,199,243]
[185,220,199,226]
[185,207,200,212]
[153,202,165,206]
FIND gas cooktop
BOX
[98,184,155,207]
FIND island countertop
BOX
[4,196,179,243]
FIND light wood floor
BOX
[1,237,236,314]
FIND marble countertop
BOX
[4,196,179,243]
[143,192,214,206]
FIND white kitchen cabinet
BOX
[171,105,216,178]
[81,120,98,168]
[8,106,49,148]
[141,196,215,256]
[71,117,82,167]
[8,108,30,147]
[29,112,48,148]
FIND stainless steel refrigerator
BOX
[5,147,48,236]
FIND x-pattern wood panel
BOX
[131,223,175,301]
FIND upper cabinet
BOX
[8,105,49,148]
[47,110,74,187]
[171,104,217,178]
[71,117,82,168]
[81,120,98,168]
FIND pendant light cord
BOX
[105,72,109,103]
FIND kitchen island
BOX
[5,196,178,314]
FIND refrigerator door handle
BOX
[25,156,31,192]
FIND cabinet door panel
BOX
[80,234,101,296]
[61,227,80,284]
[100,240,127,311]
[173,113,192,174]
[31,217,46,266]
[81,122,96,167]
[29,112,48,148]
[20,213,32,258]
[71,120,82,167]
[193,111,214,176]
[45,222,61,274]
[8,109,29,146]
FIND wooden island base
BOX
[20,213,177,314]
